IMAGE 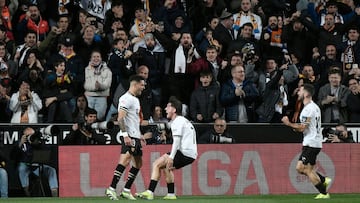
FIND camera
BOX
[156,122,171,134]
[211,134,233,143]
[91,121,114,130]
[27,131,43,144]
[322,127,343,138]
[28,125,60,145]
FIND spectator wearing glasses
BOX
[346,75,360,122]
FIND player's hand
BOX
[166,157,174,170]
[281,116,290,125]
[140,135,147,146]
[124,136,132,146]
[328,134,341,143]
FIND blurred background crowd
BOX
[0,0,360,125]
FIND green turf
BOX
[3,194,360,203]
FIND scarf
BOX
[174,45,186,73]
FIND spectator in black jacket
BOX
[189,69,223,123]
[63,108,106,145]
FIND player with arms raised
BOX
[105,75,146,200]
[282,83,331,199]
[137,96,198,200]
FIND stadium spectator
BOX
[187,45,224,88]
[189,0,225,35]
[337,26,360,74]
[42,59,73,123]
[194,17,221,57]
[107,37,134,96]
[256,57,299,123]
[213,9,235,58]
[84,50,112,121]
[72,94,90,123]
[220,65,259,123]
[74,24,109,64]
[198,117,235,144]
[324,123,355,143]
[14,31,38,68]
[129,7,151,44]
[346,75,360,122]
[227,22,260,62]
[38,15,73,58]
[0,25,16,59]
[12,127,59,197]
[0,42,17,79]
[189,69,223,123]
[136,65,153,121]
[148,105,167,123]
[168,13,191,42]
[17,49,44,97]
[260,15,286,62]
[0,148,8,198]
[312,44,342,87]
[133,33,165,106]
[9,81,42,123]
[0,77,11,122]
[217,52,243,85]
[104,0,126,35]
[63,108,106,145]
[317,67,350,123]
[16,4,49,44]
[73,8,88,37]
[281,11,317,65]
[46,34,84,98]
[155,32,201,107]
[233,0,263,40]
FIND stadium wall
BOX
[58,144,360,197]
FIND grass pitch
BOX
[3,194,360,203]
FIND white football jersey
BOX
[300,101,322,148]
[170,116,198,159]
[118,92,141,139]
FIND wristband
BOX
[120,131,129,137]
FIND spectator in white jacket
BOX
[9,81,42,123]
[84,50,112,121]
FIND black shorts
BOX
[120,137,142,156]
[168,150,195,169]
[298,146,321,165]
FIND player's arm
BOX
[167,135,180,169]
[281,116,307,132]
[118,109,131,145]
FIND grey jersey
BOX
[118,92,141,139]
[300,101,322,148]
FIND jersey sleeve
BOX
[118,94,131,112]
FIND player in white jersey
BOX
[106,75,146,200]
[282,84,331,199]
[137,96,198,200]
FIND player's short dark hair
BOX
[169,96,182,115]
[85,108,97,116]
[303,83,315,97]
[129,75,145,83]
[200,69,213,77]
[53,58,65,68]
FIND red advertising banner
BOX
[58,144,360,197]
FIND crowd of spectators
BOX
[0,0,360,125]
